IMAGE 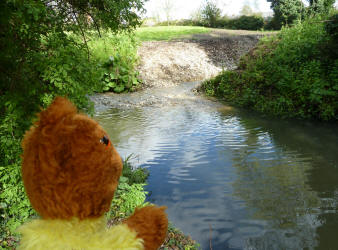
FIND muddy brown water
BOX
[92,82,338,250]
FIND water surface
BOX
[94,83,338,250]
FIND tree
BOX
[162,0,175,25]
[267,0,305,27]
[0,0,146,236]
[240,4,254,16]
[306,0,336,15]
[0,0,146,112]
[201,0,222,27]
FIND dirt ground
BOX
[137,29,273,88]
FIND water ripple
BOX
[94,91,338,250]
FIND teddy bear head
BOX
[21,97,122,220]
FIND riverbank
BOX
[137,29,269,88]
[200,16,338,121]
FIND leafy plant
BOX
[122,155,149,185]
[101,53,140,93]
[87,32,141,93]
[108,156,149,219]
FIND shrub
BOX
[201,15,338,120]
[232,15,264,30]
[205,15,264,30]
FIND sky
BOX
[144,0,338,20]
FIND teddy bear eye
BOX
[100,135,110,146]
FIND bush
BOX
[201,15,338,120]
[232,15,264,30]
[186,15,265,30]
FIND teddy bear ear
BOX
[38,97,77,126]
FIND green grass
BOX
[135,26,211,41]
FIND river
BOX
[92,82,338,250]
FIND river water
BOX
[93,82,338,250]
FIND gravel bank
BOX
[137,29,269,88]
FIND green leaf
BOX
[108,81,116,88]
[114,85,125,93]
[119,176,129,183]
[110,73,116,79]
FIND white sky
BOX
[144,0,338,20]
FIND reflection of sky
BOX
[95,103,337,249]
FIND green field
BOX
[135,26,211,41]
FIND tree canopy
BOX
[267,0,336,29]
[201,0,221,27]
[267,0,305,26]
[0,0,146,114]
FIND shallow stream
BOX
[93,82,338,250]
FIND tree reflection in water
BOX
[227,111,337,250]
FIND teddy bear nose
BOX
[100,135,110,146]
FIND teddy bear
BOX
[18,97,168,250]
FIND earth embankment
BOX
[137,29,270,88]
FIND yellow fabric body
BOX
[17,216,144,250]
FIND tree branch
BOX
[72,9,90,61]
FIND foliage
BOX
[225,15,264,30]
[122,155,149,185]
[135,26,210,41]
[109,181,148,218]
[107,157,149,219]
[267,0,336,29]
[173,15,265,31]
[201,0,222,27]
[0,0,145,246]
[201,15,338,120]
[88,32,141,92]
[264,15,285,30]
[160,224,201,250]
[306,0,336,15]
[325,13,338,39]
[267,0,305,28]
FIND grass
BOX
[135,26,211,41]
